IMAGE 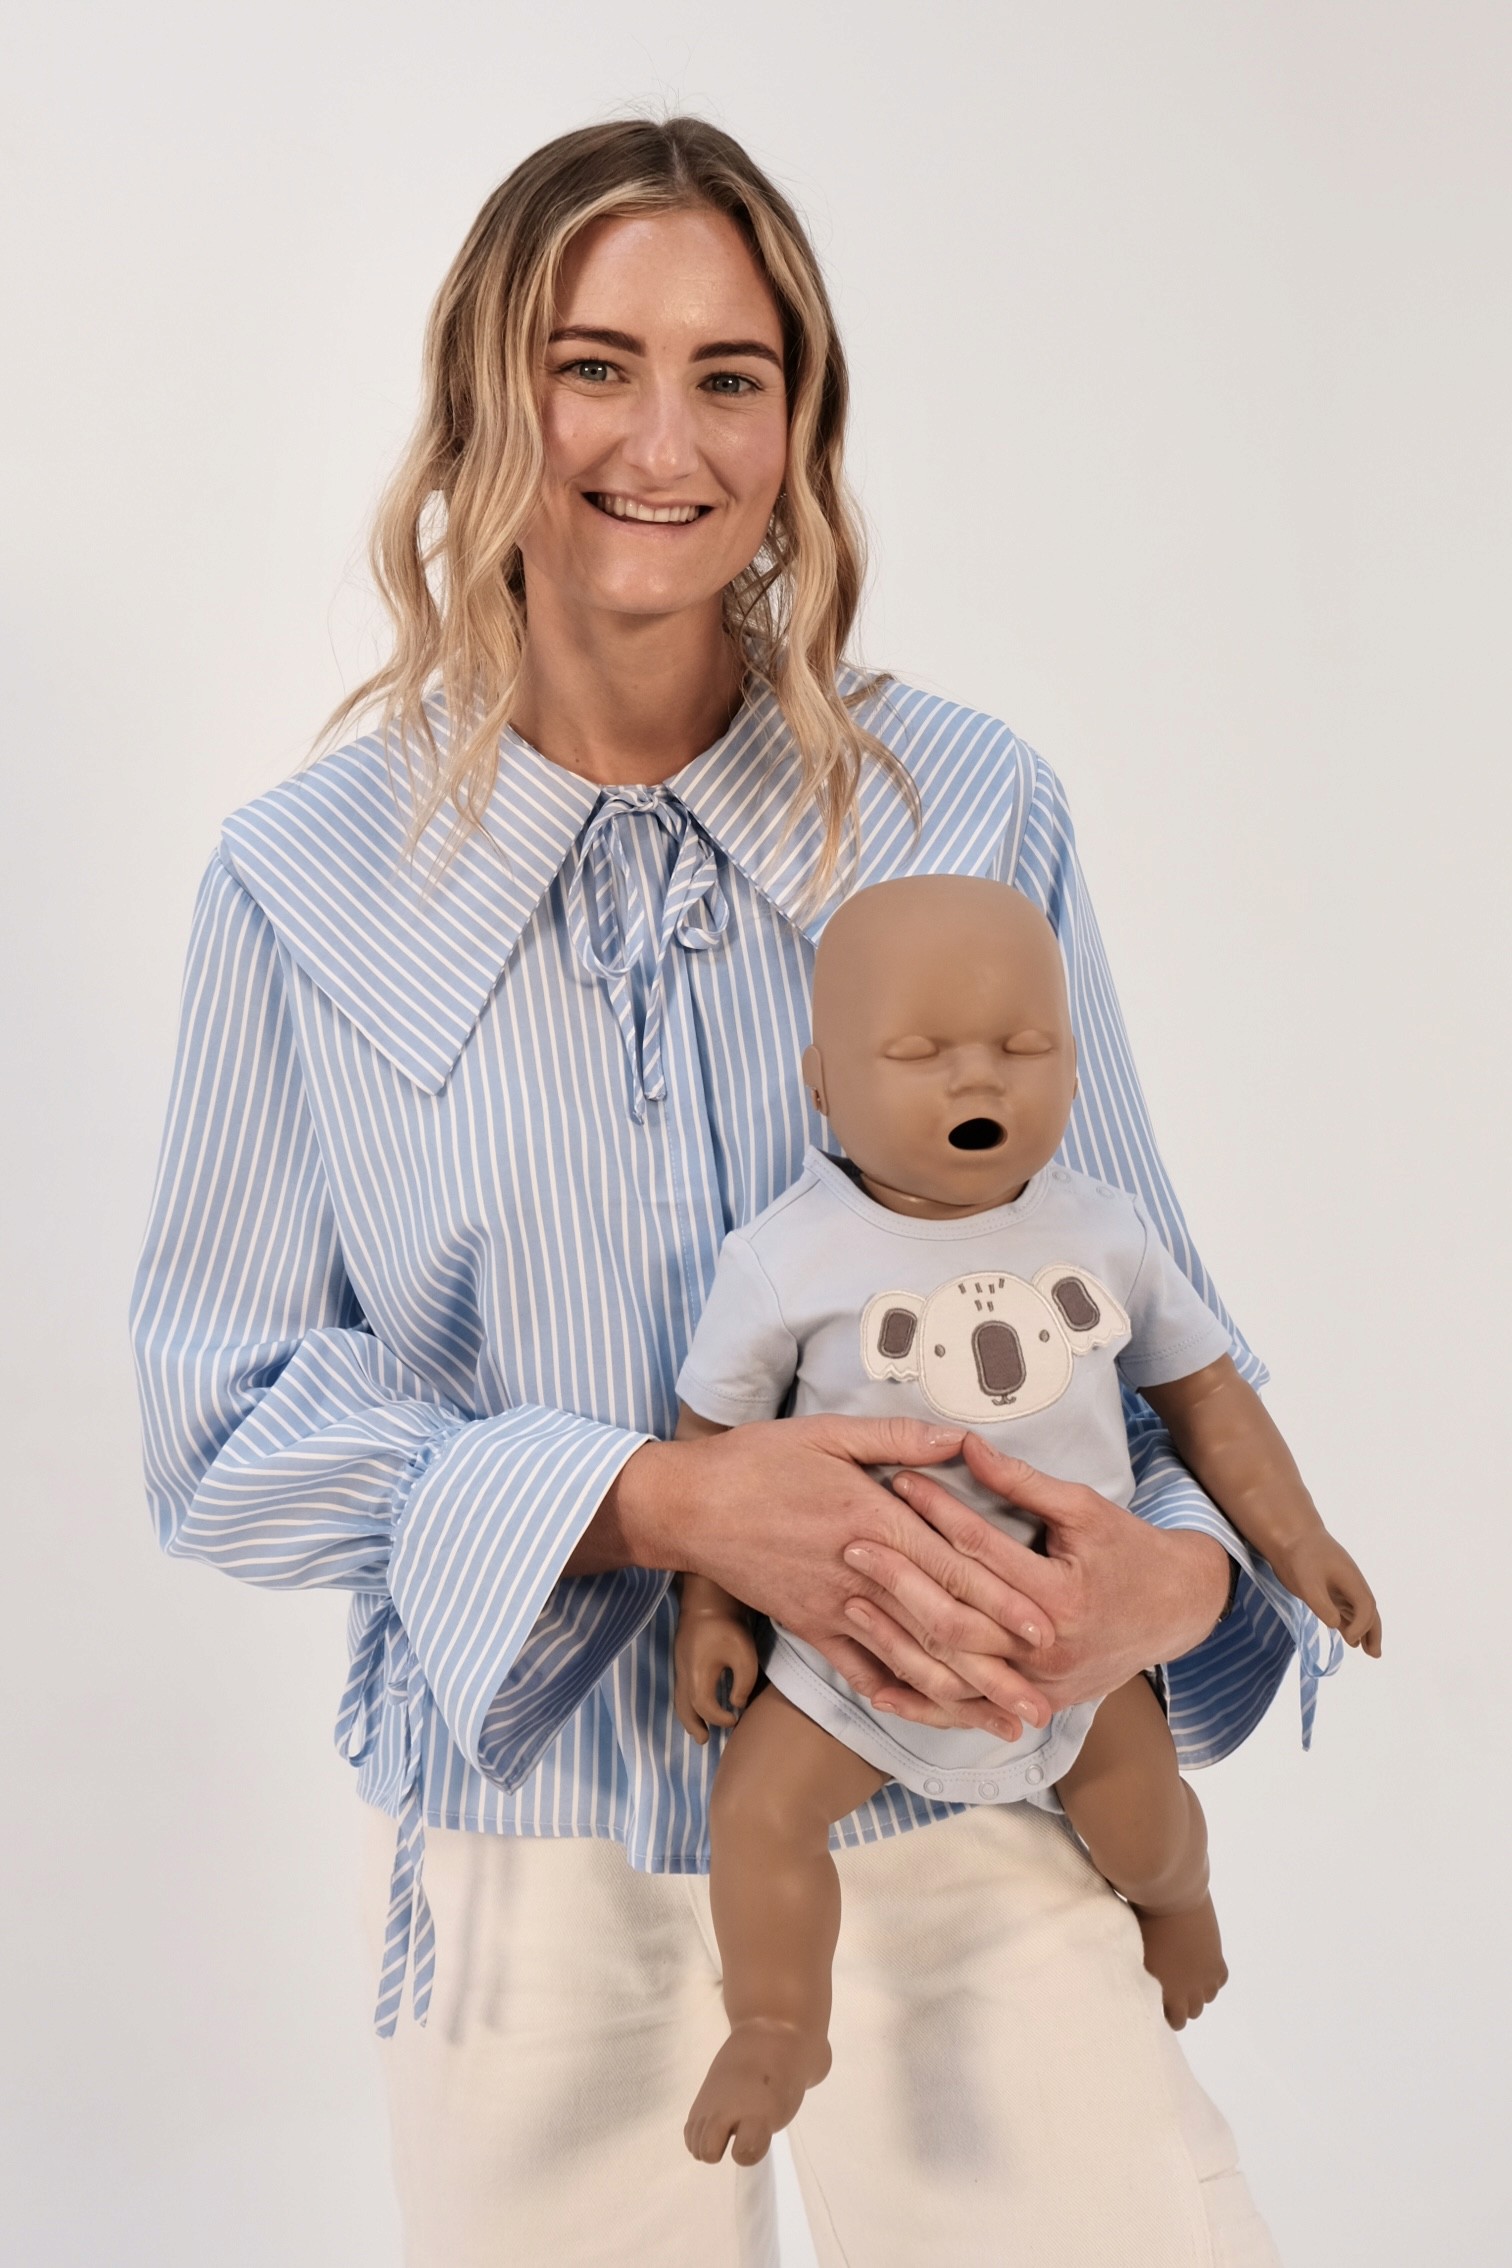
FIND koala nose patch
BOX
[972,1320,1027,1399]
[947,1117,1005,1150]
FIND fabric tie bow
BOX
[566,785,729,1122]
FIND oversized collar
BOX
[220,675,1030,1093]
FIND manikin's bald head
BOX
[802,876,1077,1218]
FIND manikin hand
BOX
[673,1579,761,1741]
[1265,1530,1383,1655]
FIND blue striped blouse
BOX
[131,674,1336,2032]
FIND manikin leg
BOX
[688,1669,1225,2171]
[1056,1672,1228,2028]
[685,1683,888,2167]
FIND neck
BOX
[509,575,745,786]
[857,1171,1029,1220]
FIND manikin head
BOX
[800,877,1078,1220]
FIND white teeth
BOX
[592,494,705,524]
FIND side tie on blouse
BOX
[337,1597,434,2035]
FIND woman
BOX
[132,117,1316,2265]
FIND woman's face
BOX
[518,207,790,625]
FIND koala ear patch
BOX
[1050,1276,1100,1332]
[1031,1265,1129,1353]
[861,1290,926,1382]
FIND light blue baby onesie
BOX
[676,1148,1233,1805]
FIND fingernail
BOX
[1020,1623,1040,1645]
[927,1429,960,1446]
[845,1603,873,1631]
[844,1546,874,1571]
[1018,1701,1041,1727]
[891,1474,916,1499]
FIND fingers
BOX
[841,1537,1050,1658]
[821,1635,1024,1740]
[874,1683,1022,1740]
[893,1460,1069,1605]
[839,1600,1052,1736]
[1337,1590,1383,1657]
[674,1636,761,1737]
[695,1660,754,1726]
[956,1437,1099,1529]
[819,1636,961,1729]
[729,1652,759,1709]
[862,1486,1058,1645]
[816,1414,967,1467]
[838,1631,981,1707]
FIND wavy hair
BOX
[319,115,914,895]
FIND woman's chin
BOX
[566,568,739,626]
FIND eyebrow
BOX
[691,338,783,369]
[548,325,782,370]
[548,326,642,352]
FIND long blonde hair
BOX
[321,115,914,894]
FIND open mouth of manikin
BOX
[947,1117,1006,1151]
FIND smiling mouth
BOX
[585,493,712,525]
[947,1117,1006,1151]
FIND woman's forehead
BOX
[554,208,782,346]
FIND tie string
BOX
[337,1600,435,2036]
[566,787,729,1122]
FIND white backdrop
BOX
[3,5,1508,2263]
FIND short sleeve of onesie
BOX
[677,1234,799,1426]
[1116,1198,1236,1391]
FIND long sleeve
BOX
[1009,755,1339,1756]
[130,854,667,1797]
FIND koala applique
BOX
[860,1267,1130,1424]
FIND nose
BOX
[944,1044,1006,1096]
[619,372,702,487]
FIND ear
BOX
[1031,1265,1128,1353]
[860,1289,925,1383]
[801,1043,828,1117]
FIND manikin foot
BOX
[1136,1892,1229,2029]
[683,2019,832,2165]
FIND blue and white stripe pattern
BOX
[131,675,1336,2032]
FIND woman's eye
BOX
[702,371,758,395]
[562,359,615,384]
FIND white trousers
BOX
[362,1802,1280,2268]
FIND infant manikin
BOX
[671,876,1380,2169]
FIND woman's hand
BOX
[842,1435,1235,1717]
[614,1417,1058,1741]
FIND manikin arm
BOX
[671,1404,762,1742]
[1143,1356,1382,1655]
